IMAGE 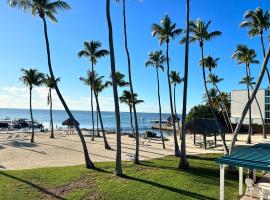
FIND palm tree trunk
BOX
[129,104,135,136]
[30,87,35,143]
[250,85,266,139]
[41,17,94,169]
[213,82,234,133]
[173,84,181,139]
[122,0,140,164]
[96,106,101,137]
[91,62,95,141]
[230,46,270,153]
[156,67,165,149]
[94,92,111,149]
[260,33,270,86]
[200,45,229,154]
[246,65,252,143]
[179,0,190,169]
[49,88,54,138]
[166,41,180,156]
[106,0,123,175]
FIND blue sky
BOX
[0,0,269,113]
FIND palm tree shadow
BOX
[0,171,66,200]
[119,174,216,200]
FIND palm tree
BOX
[78,41,109,141]
[204,55,234,133]
[43,74,60,139]
[184,19,228,154]
[20,68,44,143]
[120,90,144,137]
[80,71,111,150]
[239,76,266,139]
[179,0,190,169]
[230,46,270,153]
[169,71,183,137]
[106,0,122,175]
[145,50,166,149]
[232,44,259,143]
[114,0,140,164]
[8,0,95,168]
[152,15,182,156]
[240,8,270,84]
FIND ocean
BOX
[0,108,175,135]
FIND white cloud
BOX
[0,86,155,112]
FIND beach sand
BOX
[0,131,268,170]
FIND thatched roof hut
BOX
[186,118,227,135]
[62,118,79,127]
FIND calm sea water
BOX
[0,108,175,135]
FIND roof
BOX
[216,143,270,171]
[62,118,80,126]
[186,118,228,135]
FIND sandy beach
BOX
[0,131,268,170]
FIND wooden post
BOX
[239,167,243,196]
[220,164,225,200]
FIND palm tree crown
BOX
[152,15,182,44]
[80,71,109,96]
[78,41,109,65]
[182,19,222,47]
[240,8,270,37]
[200,55,220,72]
[232,44,260,66]
[108,71,129,87]
[207,74,224,85]
[170,71,183,86]
[120,90,144,106]
[43,74,60,90]
[145,50,166,70]
[8,0,70,21]
[239,76,256,86]
[20,68,44,88]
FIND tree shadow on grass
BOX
[120,174,217,200]
[0,171,66,200]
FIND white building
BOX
[230,89,270,125]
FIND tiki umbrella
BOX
[62,118,80,133]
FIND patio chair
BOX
[245,178,257,197]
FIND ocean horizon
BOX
[0,108,176,133]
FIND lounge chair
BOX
[245,178,258,198]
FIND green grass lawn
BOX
[0,154,240,200]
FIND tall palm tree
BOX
[145,50,166,149]
[152,15,182,156]
[120,90,144,137]
[207,74,233,133]
[43,74,60,139]
[106,0,122,175]
[78,41,109,141]
[20,68,44,143]
[184,19,228,154]
[8,0,95,168]
[169,71,183,137]
[240,8,270,84]
[232,44,259,143]
[114,0,140,164]
[230,46,270,153]
[80,71,111,150]
[179,0,190,169]
[239,76,266,139]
